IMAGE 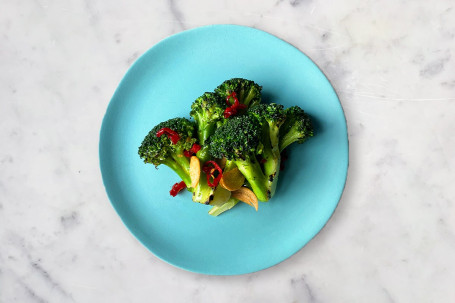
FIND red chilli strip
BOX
[260,158,267,164]
[202,160,223,187]
[224,103,247,118]
[183,150,192,158]
[224,91,247,118]
[226,92,238,106]
[223,107,237,119]
[156,127,180,144]
[183,143,202,158]
[201,164,214,175]
[190,143,201,154]
[229,93,247,110]
[170,181,186,197]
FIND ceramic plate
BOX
[99,24,348,275]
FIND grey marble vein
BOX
[17,280,49,303]
[168,0,185,30]
[30,262,73,300]
[291,275,318,302]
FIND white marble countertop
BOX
[1,0,455,302]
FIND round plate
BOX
[99,24,348,275]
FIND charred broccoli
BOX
[248,103,286,197]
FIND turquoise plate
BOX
[99,25,348,275]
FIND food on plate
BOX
[219,167,245,191]
[138,117,197,188]
[279,106,314,152]
[189,156,201,188]
[231,187,258,211]
[138,78,314,216]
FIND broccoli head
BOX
[138,117,197,187]
[208,115,270,201]
[248,103,286,154]
[190,92,226,145]
[279,106,314,152]
[208,115,262,160]
[214,78,262,109]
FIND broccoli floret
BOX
[248,103,287,197]
[279,106,314,152]
[214,78,262,109]
[248,103,286,155]
[190,92,226,145]
[208,115,270,201]
[138,117,196,188]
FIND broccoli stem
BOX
[208,198,239,216]
[262,146,281,197]
[279,124,301,152]
[243,88,256,107]
[197,123,217,146]
[235,158,269,201]
[237,86,260,108]
[171,151,190,175]
[162,158,192,188]
[269,125,281,157]
[192,175,215,204]
[259,123,280,197]
[196,145,211,163]
[224,159,237,171]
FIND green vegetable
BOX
[248,103,287,198]
[214,78,262,109]
[208,198,239,216]
[190,92,227,173]
[279,106,314,152]
[190,92,226,146]
[208,115,270,201]
[192,174,215,204]
[138,78,315,216]
[189,92,227,203]
[138,118,196,187]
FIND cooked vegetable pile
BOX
[138,78,314,216]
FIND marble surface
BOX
[1,0,455,302]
